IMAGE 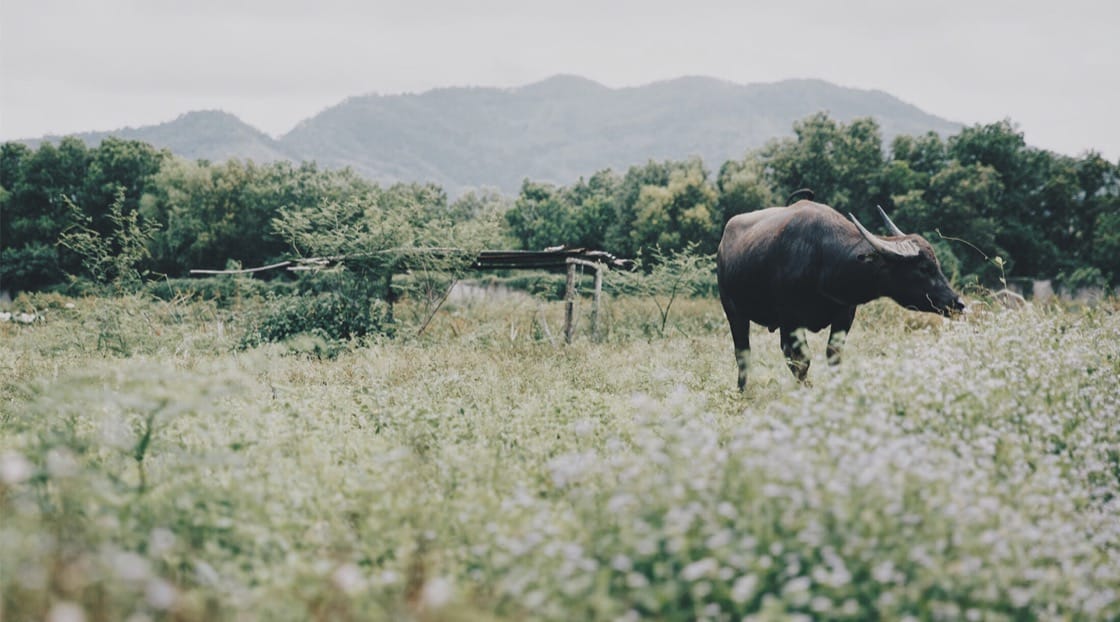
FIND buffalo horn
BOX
[849,213,921,258]
[876,205,906,236]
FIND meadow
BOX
[2,286,1119,621]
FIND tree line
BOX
[505,114,1120,290]
[2,113,1118,295]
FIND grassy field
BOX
[2,289,1119,621]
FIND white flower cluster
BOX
[2,299,1117,620]
[466,307,1120,619]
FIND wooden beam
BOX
[190,261,292,275]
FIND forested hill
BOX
[23,76,960,194]
[24,111,294,165]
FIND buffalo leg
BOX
[780,327,811,383]
[729,318,751,391]
[721,303,752,391]
[826,306,857,365]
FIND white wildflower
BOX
[811,596,833,613]
[111,551,151,582]
[145,578,177,610]
[332,563,365,595]
[100,416,134,450]
[0,450,33,484]
[731,574,758,604]
[46,448,79,478]
[872,560,895,583]
[572,419,595,436]
[420,576,454,609]
[547,451,595,488]
[194,561,220,586]
[378,570,399,585]
[148,528,176,557]
[681,557,718,581]
[47,602,86,622]
[625,572,649,588]
[705,529,733,549]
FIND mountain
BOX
[25,110,293,164]
[22,76,961,195]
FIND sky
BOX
[2,0,1118,160]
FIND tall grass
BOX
[2,291,1118,620]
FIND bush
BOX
[1057,266,1108,293]
[239,291,393,350]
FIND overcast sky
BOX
[2,0,1118,159]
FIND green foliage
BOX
[756,113,887,216]
[716,156,778,222]
[505,173,619,251]
[240,289,394,352]
[1093,208,1120,283]
[608,245,716,336]
[0,242,61,292]
[1,138,90,290]
[58,186,159,293]
[272,181,503,339]
[628,160,721,255]
[0,138,165,291]
[502,113,1120,289]
[139,159,378,276]
[274,182,496,273]
[4,109,1119,298]
[1056,266,1108,292]
[145,276,296,308]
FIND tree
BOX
[141,159,379,276]
[565,170,620,250]
[82,138,166,238]
[606,158,720,257]
[756,114,886,222]
[505,180,576,251]
[0,138,91,291]
[894,159,1006,282]
[607,160,676,257]
[716,155,778,223]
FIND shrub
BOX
[239,291,393,350]
[1057,266,1108,293]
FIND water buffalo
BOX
[716,196,964,390]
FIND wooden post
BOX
[591,264,603,341]
[383,271,395,325]
[563,261,577,344]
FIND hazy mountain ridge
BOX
[20,76,961,194]
[23,110,295,164]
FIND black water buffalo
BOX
[716,196,964,390]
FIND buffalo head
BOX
[849,206,965,316]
